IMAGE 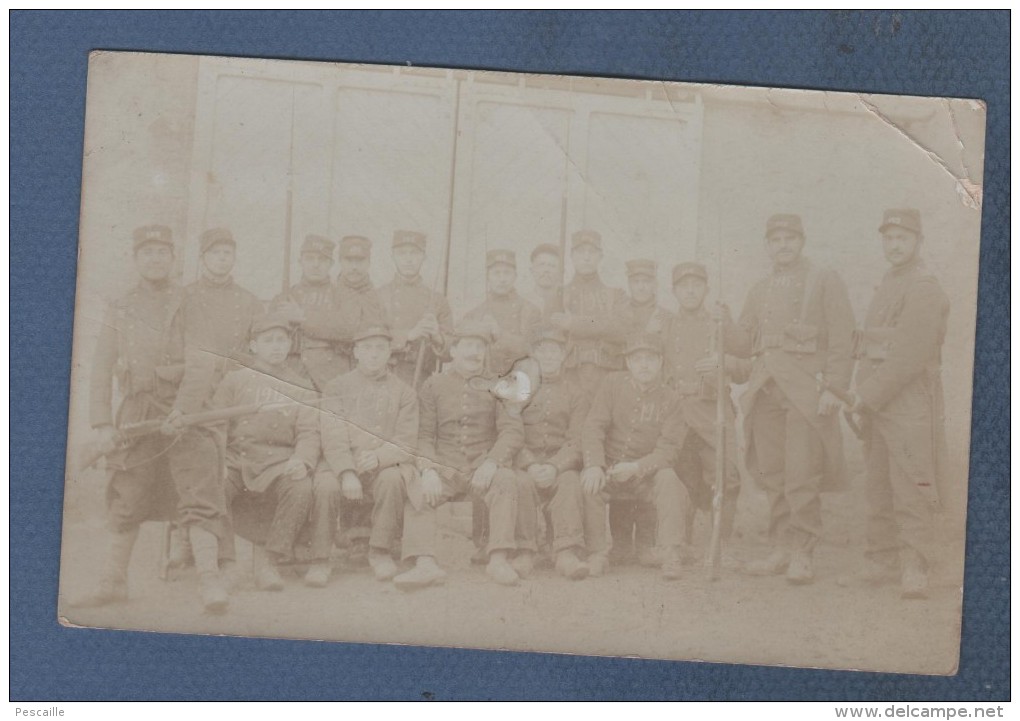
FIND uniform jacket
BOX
[171,276,264,415]
[463,290,542,376]
[299,276,387,361]
[320,367,419,477]
[211,363,320,493]
[417,369,524,475]
[663,308,750,443]
[581,371,688,477]
[517,372,589,473]
[377,274,454,373]
[270,278,337,352]
[91,280,185,428]
[622,297,674,336]
[728,257,856,490]
[562,274,628,371]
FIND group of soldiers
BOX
[75,208,949,614]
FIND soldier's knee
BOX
[374,467,404,497]
[489,468,517,493]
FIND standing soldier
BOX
[552,230,628,396]
[580,332,691,580]
[516,324,592,580]
[526,243,565,318]
[463,249,543,377]
[394,322,529,589]
[270,234,346,392]
[212,314,319,591]
[622,258,674,335]
[843,209,949,599]
[73,225,233,614]
[333,235,388,374]
[664,262,748,558]
[320,325,420,585]
[726,214,856,584]
[377,230,452,387]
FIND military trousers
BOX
[863,385,940,567]
[307,462,341,561]
[340,465,414,555]
[517,469,586,553]
[676,429,741,541]
[402,466,535,560]
[106,427,232,560]
[749,383,824,551]
[586,467,690,554]
[225,468,313,562]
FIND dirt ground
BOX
[57,460,966,676]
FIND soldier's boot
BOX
[368,548,398,582]
[71,528,138,607]
[511,550,535,579]
[189,526,228,614]
[253,547,285,591]
[304,563,331,588]
[346,536,370,568]
[634,506,659,567]
[660,545,684,581]
[555,549,589,581]
[900,548,929,600]
[587,552,609,578]
[608,503,635,565]
[393,556,447,592]
[486,551,520,586]
[836,558,898,589]
[167,525,194,569]
[785,549,815,585]
[744,548,790,577]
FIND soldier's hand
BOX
[284,457,309,480]
[694,354,721,375]
[470,459,498,492]
[708,301,732,324]
[608,461,639,484]
[817,390,842,416]
[355,450,379,474]
[581,466,605,495]
[94,424,118,454]
[420,313,442,342]
[529,463,557,489]
[340,471,364,501]
[160,409,184,437]
[420,468,443,507]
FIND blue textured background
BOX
[10,10,1009,700]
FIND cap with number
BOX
[339,235,371,259]
[392,230,426,251]
[879,208,922,236]
[486,248,516,269]
[672,261,708,285]
[132,224,173,252]
[301,234,335,259]
[451,321,493,345]
[200,227,235,254]
[624,331,663,356]
[250,312,295,338]
[571,229,602,251]
[765,214,804,239]
[625,258,657,278]
[353,324,393,343]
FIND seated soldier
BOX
[395,322,529,589]
[212,313,320,591]
[516,324,592,580]
[319,325,420,584]
[580,332,690,580]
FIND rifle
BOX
[705,253,727,580]
[814,373,864,440]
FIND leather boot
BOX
[555,549,589,580]
[189,526,228,613]
[393,556,447,592]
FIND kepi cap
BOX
[486,248,516,269]
[353,324,393,343]
[132,224,173,252]
[879,208,922,236]
[392,230,426,251]
[200,227,235,254]
[765,214,804,238]
[624,332,663,356]
[625,258,657,278]
[451,321,493,345]
[571,229,602,251]
[672,262,707,284]
[339,235,371,259]
[250,312,294,338]
[301,234,335,259]
[530,323,567,346]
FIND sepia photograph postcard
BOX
[58,50,986,675]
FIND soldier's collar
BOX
[890,256,924,276]
[396,273,424,287]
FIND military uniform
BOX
[621,258,674,336]
[320,331,420,562]
[402,325,527,561]
[211,329,319,564]
[727,215,856,574]
[581,336,691,570]
[270,234,346,391]
[463,249,543,376]
[377,230,453,386]
[561,230,628,395]
[855,210,949,589]
[663,262,747,539]
[515,326,591,562]
[327,235,388,375]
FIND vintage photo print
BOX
[59,51,986,675]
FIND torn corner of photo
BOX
[59,50,985,677]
